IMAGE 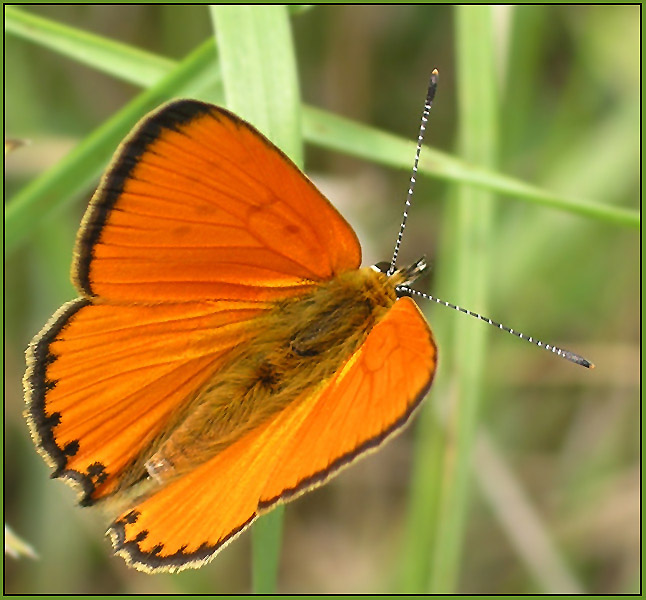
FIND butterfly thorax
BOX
[122,267,403,494]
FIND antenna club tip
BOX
[427,70,439,101]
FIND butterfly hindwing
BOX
[109,297,436,572]
[259,297,437,506]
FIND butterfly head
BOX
[371,256,427,292]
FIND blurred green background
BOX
[4,4,639,594]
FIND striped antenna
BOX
[399,285,594,369]
[388,69,439,276]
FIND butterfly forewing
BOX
[74,101,361,301]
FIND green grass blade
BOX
[427,7,498,592]
[4,5,173,88]
[211,6,302,163]
[473,434,583,593]
[4,40,218,256]
[5,10,638,232]
[303,106,639,228]
[209,5,303,593]
[4,524,38,560]
[500,5,548,161]
[397,404,446,592]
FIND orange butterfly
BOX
[24,94,438,571]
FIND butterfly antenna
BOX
[399,286,595,369]
[388,69,439,276]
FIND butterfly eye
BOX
[370,262,391,275]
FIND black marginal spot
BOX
[124,511,140,525]
[44,411,61,428]
[63,440,80,457]
[26,298,99,506]
[86,462,108,485]
[134,531,149,543]
[150,544,164,556]
[75,99,214,296]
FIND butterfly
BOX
[24,94,438,573]
[23,66,595,573]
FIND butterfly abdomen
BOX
[141,268,398,484]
